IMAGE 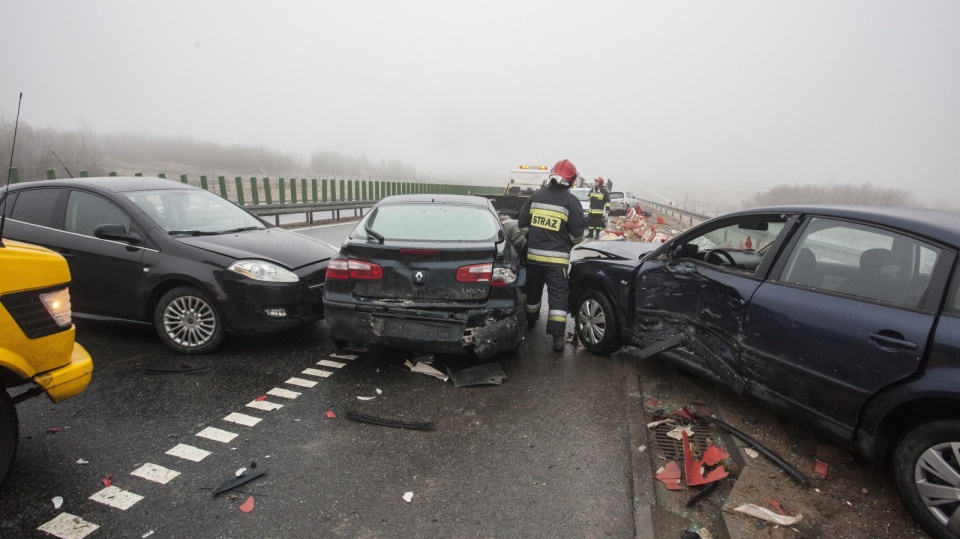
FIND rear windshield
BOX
[610,192,624,199]
[570,189,590,201]
[354,204,499,242]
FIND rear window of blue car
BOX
[355,204,499,242]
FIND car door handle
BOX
[869,332,918,351]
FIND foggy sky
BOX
[3,1,959,209]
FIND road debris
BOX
[403,360,449,381]
[447,363,507,387]
[682,432,728,485]
[76,458,89,465]
[239,496,255,512]
[655,461,683,490]
[685,482,719,507]
[345,410,434,430]
[402,491,414,503]
[692,411,808,484]
[47,427,63,434]
[733,503,803,526]
[212,469,267,496]
[52,496,63,509]
[325,410,336,419]
[357,396,375,401]
[143,365,209,375]
[101,474,113,487]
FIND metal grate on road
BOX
[650,421,714,461]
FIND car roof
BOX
[3,176,196,193]
[377,194,493,208]
[727,204,960,247]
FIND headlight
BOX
[40,288,72,327]
[228,260,299,283]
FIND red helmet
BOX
[595,177,604,186]
[549,159,578,186]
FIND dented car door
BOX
[631,214,795,391]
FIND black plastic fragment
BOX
[692,412,808,484]
[144,365,210,375]
[685,481,719,507]
[447,363,507,387]
[212,469,267,496]
[345,410,434,430]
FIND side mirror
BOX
[670,243,698,259]
[94,223,143,244]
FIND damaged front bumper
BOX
[324,301,523,359]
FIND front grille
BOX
[0,286,69,339]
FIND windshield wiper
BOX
[217,226,261,234]
[167,230,220,236]
[365,222,385,244]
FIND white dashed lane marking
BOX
[166,443,211,462]
[130,463,180,484]
[285,377,318,388]
[196,426,238,443]
[317,359,346,369]
[302,368,333,378]
[224,412,262,426]
[329,353,358,360]
[37,513,100,539]
[246,399,283,411]
[89,486,144,510]
[266,387,301,399]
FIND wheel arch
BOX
[862,397,960,466]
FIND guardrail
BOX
[637,198,714,227]
[246,201,377,226]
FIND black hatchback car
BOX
[568,205,960,539]
[323,194,525,359]
[0,177,337,354]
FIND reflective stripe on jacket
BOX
[517,184,587,266]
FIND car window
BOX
[570,188,590,201]
[124,189,262,232]
[9,188,61,228]
[65,190,132,236]
[779,217,940,309]
[677,217,788,274]
[609,192,624,199]
[356,204,499,242]
[627,192,635,198]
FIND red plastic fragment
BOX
[700,445,730,467]
[102,473,113,487]
[646,397,660,408]
[814,459,829,477]
[239,495,255,513]
[325,410,336,419]
[765,498,787,515]
[673,408,695,422]
[683,432,729,485]
[46,427,63,434]
[254,395,268,402]
[655,461,683,490]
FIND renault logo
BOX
[413,271,425,285]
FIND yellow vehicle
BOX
[0,237,93,486]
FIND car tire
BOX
[893,419,960,539]
[575,288,622,355]
[0,390,19,487]
[154,286,225,354]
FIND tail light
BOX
[326,258,383,280]
[456,264,517,287]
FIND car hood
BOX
[177,228,336,269]
[573,241,660,261]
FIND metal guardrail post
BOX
[250,177,259,205]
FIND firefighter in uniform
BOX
[587,177,610,239]
[517,159,587,352]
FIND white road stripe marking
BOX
[196,426,238,443]
[224,412,262,426]
[246,400,283,411]
[130,463,180,484]
[302,368,332,378]
[166,443,211,462]
[267,387,301,399]
[329,353,359,360]
[37,513,100,539]
[318,359,346,368]
[89,486,144,510]
[285,377,318,388]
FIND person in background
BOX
[517,159,587,352]
[586,177,610,239]
[606,178,614,191]
[499,213,527,259]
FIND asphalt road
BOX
[0,221,646,538]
